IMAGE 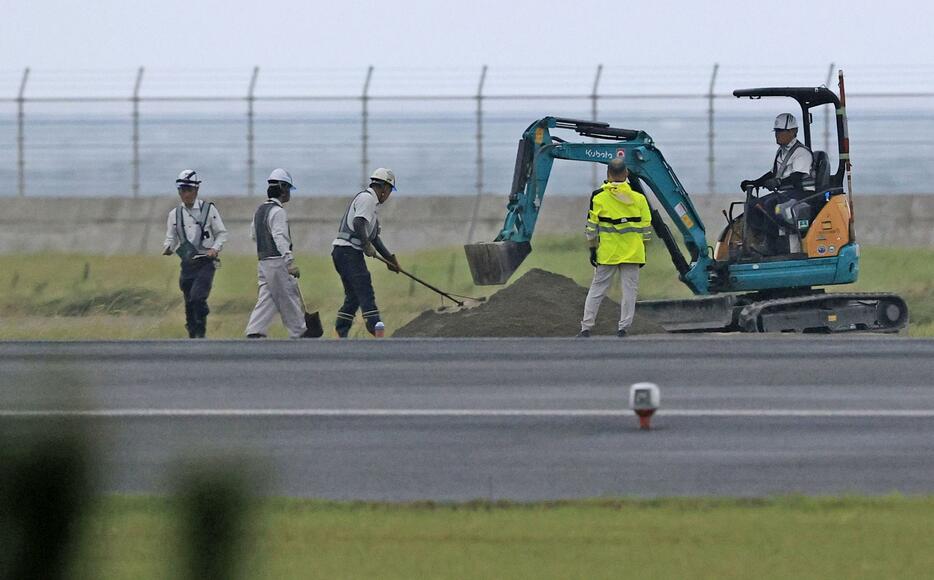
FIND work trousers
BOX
[179,259,216,338]
[746,189,808,255]
[332,245,380,337]
[581,263,640,332]
[245,257,307,338]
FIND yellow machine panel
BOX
[804,195,851,258]
[714,195,852,262]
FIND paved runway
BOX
[2,337,934,500]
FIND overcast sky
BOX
[3,0,932,69]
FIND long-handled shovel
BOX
[293,278,324,338]
[371,255,486,308]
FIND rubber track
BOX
[737,292,908,333]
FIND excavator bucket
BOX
[464,241,531,286]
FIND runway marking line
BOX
[3,409,934,418]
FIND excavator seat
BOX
[775,151,836,232]
[811,150,831,192]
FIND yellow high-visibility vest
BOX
[585,181,652,265]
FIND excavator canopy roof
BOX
[732,87,841,109]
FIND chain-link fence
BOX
[2,64,934,197]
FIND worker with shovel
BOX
[331,168,401,338]
[245,168,322,339]
[162,170,228,338]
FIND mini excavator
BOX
[463,73,908,333]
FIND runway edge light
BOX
[629,382,660,430]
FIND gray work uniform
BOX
[773,139,813,184]
[581,264,640,332]
[163,200,228,338]
[245,198,307,338]
[333,187,380,250]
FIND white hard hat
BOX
[370,167,397,191]
[267,168,296,191]
[774,113,798,131]
[176,169,201,188]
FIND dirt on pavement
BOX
[394,268,663,337]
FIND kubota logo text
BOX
[585,149,614,160]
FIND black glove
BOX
[589,247,598,267]
[762,177,782,191]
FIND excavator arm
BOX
[465,117,714,294]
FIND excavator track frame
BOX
[737,292,908,333]
[638,291,909,334]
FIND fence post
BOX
[16,67,29,197]
[824,62,835,153]
[590,64,603,190]
[246,66,259,195]
[131,67,144,197]
[467,65,488,244]
[706,63,719,193]
[361,65,374,188]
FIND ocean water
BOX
[1,103,932,198]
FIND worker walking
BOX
[162,170,228,338]
[331,168,401,338]
[579,158,652,338]
[245,168,314,339]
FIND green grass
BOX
[66,495,934,579]
[0,239,932,338]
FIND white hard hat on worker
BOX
[176,169,201,188]
[370,168,396,191]
[267,168,296,191]
[773,113,798,131]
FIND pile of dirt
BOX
[395,268,663,337]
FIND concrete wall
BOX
[1,194,931,255]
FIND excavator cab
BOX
[717,87,851,264]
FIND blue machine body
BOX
[490,116,857,296]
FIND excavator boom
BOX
[465,117,711,292]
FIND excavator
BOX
[463,75,908,333]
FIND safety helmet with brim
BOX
[773,113,798,132]
[176,169,201,188]
[267,168,296,191]
[370,167,397,192]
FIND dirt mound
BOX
[395,268,663,337]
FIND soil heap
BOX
[395,268,663,337]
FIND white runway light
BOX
[629,382,660,430]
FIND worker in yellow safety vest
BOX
[578,157,652,338]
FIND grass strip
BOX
[69,495,934,579]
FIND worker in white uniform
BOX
[740,113,814,254]
[245,168,314,338]
[162,169,228,338]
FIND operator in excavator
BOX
[740,113,813,255]
[578,157,652,338]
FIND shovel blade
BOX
[464,241,531,286]
[302,311,324,338]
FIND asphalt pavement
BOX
[2,337,934,500]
